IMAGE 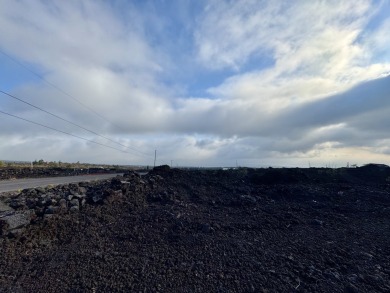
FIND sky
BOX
[1,0,390,167]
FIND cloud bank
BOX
[0,0,390,167]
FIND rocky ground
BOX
[0,166,389,292]
[0,167,125,180]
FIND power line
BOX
[0,89,152,157]
[0,49,122,129]
[0,109,139,155]
[0,49,154,158]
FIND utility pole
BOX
[171,160,173,168]
[154,150,157,168]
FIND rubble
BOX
[0,167,389,292]
[0,167,123,180]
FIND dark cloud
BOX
[281,76,390,129]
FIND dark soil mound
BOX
[0,168,389,292]
[250,168,310,184]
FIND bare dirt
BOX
[0,165,389,292]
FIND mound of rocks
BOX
[0,171,162,237]
[0,167,122,180]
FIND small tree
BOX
[0,161,4,167]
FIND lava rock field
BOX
[0,166,389,292]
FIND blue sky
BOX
[1,0,390,167]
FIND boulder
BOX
[0,200,13,213]
[0,211,31,235]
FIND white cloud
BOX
[195,0,372,70]
[1,0,390,167]
[0,1,159,72]
[361,18,390,63]
[0,0,172,132]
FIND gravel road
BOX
[0,173,121,193]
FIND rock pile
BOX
[0,171,161,236]
[0,167,122,180]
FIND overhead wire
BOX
[0,49,119,128]
[0,49,153,158]
[0,109,141,155]
[0,89,152,157]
